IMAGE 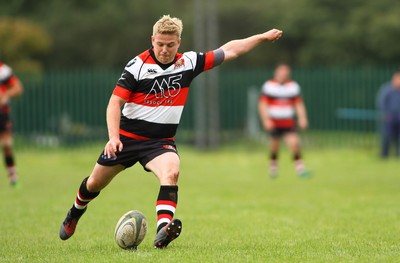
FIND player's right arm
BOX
[104,59,139,159]
[258,96,274,132]
[104,95,126,159]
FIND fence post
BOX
[246,86,261,140]
[193,0,207,148]
[206,0,220,148]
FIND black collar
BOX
[149,48,177,70]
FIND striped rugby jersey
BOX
[259,79,302,128]
[113,48,223,140]
[0,63,17,113]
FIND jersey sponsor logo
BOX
[174,58,185,69]
[163,145,176,151]
[144,74,182,105]
[126,58,137,67]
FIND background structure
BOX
[1,0,399,149]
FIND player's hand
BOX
[0,93,9,106]
[264,119,275,132]
[298,118,308,130]
[104,137,123,159]
[263,29,283,43]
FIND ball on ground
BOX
[114,210,148,250]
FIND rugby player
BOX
[258,64,309,178]
[0,62,23,187]
[59,15,282,248]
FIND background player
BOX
[258,64,309,178]
[0,62,23,187]
[376,70,400,158]
[59,15,282,248]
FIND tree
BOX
[0,17,51,73]
[1,0,400,68]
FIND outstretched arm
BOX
[220,29,283,62]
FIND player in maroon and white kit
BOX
[59,15,283,248]
[0,62,23,187]
[258,64,309,178]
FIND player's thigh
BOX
[269,136,280,151]
[145,152,180,185]
[284,132,300,150]
[0,131,12,144]
[87,163,125,192]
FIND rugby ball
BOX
[114,210,148,250]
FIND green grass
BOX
[0,144,399,262]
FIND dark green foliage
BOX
[1,0,399,68]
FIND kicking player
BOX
[0,62,23,187]
[258,64,309,178]
[59,15,282,248]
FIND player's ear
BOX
[151,35,155,45]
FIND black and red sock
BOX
[270,152,278,170]
[156,185,178,233]
[71,177,100,215]
[5,154,17,181]
[293,152,305,173]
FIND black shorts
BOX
[269,127,296,138]
[97,135,178,171]
[0,112,12,133]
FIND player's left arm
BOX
[220,29,282,62]
[5,76,24,98]
[295,99,308,130]
[0,77,23,106]
[7,77,23,98]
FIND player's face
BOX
[152,33,181,64]
[274,65,291,83]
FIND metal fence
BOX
[11,66,397,149]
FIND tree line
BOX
[1,0,400,72]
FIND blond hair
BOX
[152,15,183,38]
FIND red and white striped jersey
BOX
[259,79,302,128]
[113,48,223,140]
[0,62,18,113]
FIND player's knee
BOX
[1,138,12,148]
[286,136,299,147]
[167,168,180,182]
[86,177,104,192]
[160,168,180,185]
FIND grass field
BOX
[0,143,399,262]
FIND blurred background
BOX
[1,0,400,151]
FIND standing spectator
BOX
[377,71,400,158]
[258,64,309,178]
[0,62,23,186]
